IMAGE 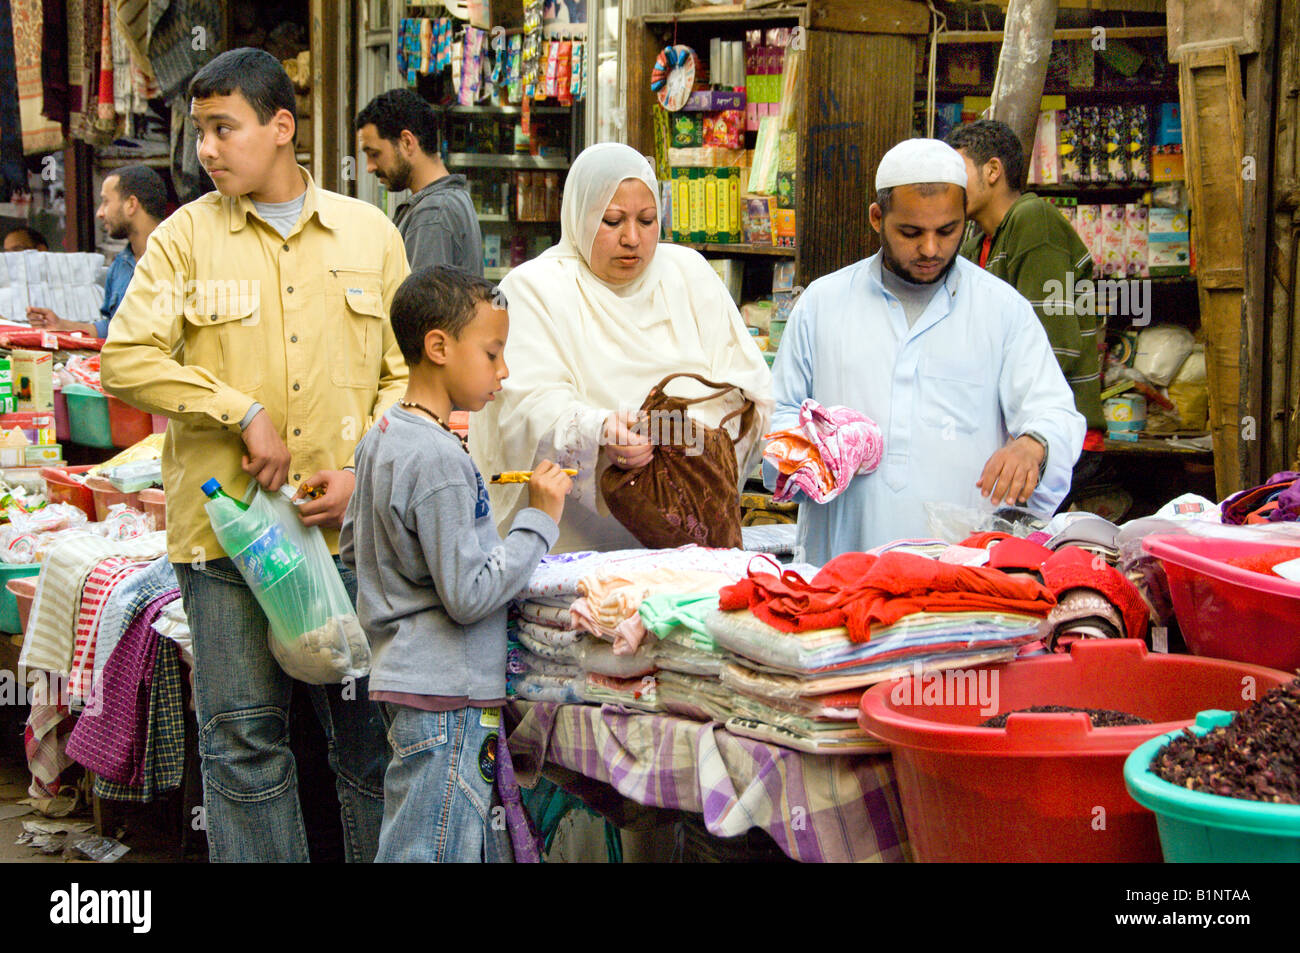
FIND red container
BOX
[858,640,1293,863]
[138,487,166,530]
[107,396,152,448]
[84,474,143,522]
[1143,533,1300,671]
[7,578,36,636]
[40,464,97,519]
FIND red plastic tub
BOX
[138,487,166,530]
[39,464,97,519]
[1143,533,1300,671]
[858,640,1293,863]
[107,396,153,448]
[84,474,143,522]
[6,578,36,636]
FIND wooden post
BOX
[1177,44,1247,498]
[989,0,1060,160]
[1273,0,1300,469]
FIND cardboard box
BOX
[1151,145,1184,183]
[776,171,796,210]
[11,349,54,412]
[742,194,774,245]
[773,208,796,247]
[671,113,704,149]
[1156,103,1182,146]
[24,444,61,466]
[1125,204,1149,278]
[772,260,796,293]
[683,90,746,112]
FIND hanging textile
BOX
[13,0,64,154]
[0,1,31,196]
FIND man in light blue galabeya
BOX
[766,138,1085,564]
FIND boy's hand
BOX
[241,409,292,492]
[603,410,653,470]
[527,459,572,524]
[294,469,356,528]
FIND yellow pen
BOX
[490,469,578,484]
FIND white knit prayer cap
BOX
[875,138,968,191]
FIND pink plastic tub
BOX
[1143,534,1300,671]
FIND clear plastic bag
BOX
[924,500,1048,544]
[205,485,370,684]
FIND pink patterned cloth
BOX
[765,399,884,504]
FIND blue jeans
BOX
[174,556,388,863]
[375,704,510,863]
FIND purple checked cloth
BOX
[504,700,911,863]
[66,592,179,785]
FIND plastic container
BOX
[1124,709,1300,862]
[107,396,152,448]
[151,414,168,434]
[1143,533,1300,671]
[6,577,37,636]
[0,563,42,634]
[138,487,166,530]
[858,640,1294,863]
[53,389,70,441]
[84,474,144,522]
[39,464,97,520]
[63,384,113,449]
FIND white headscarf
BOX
[469,143,773,553]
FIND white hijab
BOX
[470,143,773,553]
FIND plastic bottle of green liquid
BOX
[201,478,304,588]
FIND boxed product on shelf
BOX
[742,194,775,245]
[1059,108,1082,183]
[703,110,744,149]
[1105,108,1129,183]
[1027,109,1060,186]
[778,131,798,174]
[773,208,796,248]
[772,260,796,293]
[1100,204,1127,278]
[772,290,797,322]
[671,168,690,242]
[776,171,796,210]
[483,233,502,269]
[668,146,745,167]
[683,90,745,112]
[671,112,705,148]
[1127,104,1152,181]
[1152,144,1185,183]
[1148,206,1191,276]
[11,350,54,412]
[1156,103,1182,145]
[660,181,673,240]
[689,168,707,242]
[1125,204,1150,278]
[1075,204,1102,270]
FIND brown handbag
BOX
[599,372,757,549]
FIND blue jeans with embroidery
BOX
[375,704,509,863]
[174,556,388,863]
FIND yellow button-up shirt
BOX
[102,168,410,563]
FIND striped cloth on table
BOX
[19,532,168,676]
[69,557,154,702]
[505,700,910,863]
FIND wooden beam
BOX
[938,26,1166,44]
[1274,0,1300,469]
[808,0,930,35]
[1240,0,1278,487]
[1178,43,1248,496]
[1167,0,1265,61]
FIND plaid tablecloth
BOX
[505,701,911,863]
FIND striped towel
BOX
[69,557,154,702]
[19,532,168,676]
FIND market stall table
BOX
[505,700,911,863]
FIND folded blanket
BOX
[656,671,736,723]
[719,551,1056,643]
[724,717,888,755]
[580,672,663,713]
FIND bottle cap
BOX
[201,478,222,497]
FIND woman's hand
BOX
[603,410,653,470]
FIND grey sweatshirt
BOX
[392,174,484,276]
[340,407,557,700]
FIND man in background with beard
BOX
[356,89,483,276]
[765,138,1085,563]
[27,164,167,336]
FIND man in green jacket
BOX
[948,119,1106,498]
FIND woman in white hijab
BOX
[471,143,773,553]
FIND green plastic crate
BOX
[63,383,114,449]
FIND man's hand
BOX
[977,435,1045,507]
[241,409,292,492]
[293,469,356,529]
[26,307,97,336]
[603,410,653,470]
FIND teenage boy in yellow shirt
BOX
[102,47,409,863]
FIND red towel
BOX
[719,551,1056,643]
[1226,546,1300,577]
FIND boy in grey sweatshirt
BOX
[340,265,571,862]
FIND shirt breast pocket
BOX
[327,267,386,389]
[181,295,263,392]
[919,355,988,436]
